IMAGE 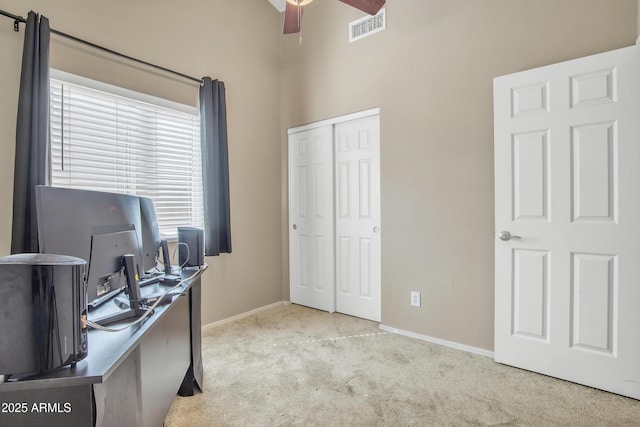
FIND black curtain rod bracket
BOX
[0,8,26,32]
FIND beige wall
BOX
[1,1,639,350]
[0,0,284,325]
[280,0,638,350]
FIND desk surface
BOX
[0,266,206,392]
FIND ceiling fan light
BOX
[286,0,314,5]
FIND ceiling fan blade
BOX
[283,2,303,34]
[338,0,385,16]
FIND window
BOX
[49,71,203,239]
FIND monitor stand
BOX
[160,239,172,275]
[92,254,146,326]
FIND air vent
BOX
[349,8,386,43]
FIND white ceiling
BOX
[267,0,286,13]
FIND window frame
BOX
[49,69,203,240]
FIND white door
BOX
[289,126,336,312]
[335,116,381,322]
[494,43,640,399]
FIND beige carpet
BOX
[165,304,640,426]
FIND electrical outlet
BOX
[410,291,421,307]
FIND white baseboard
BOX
[379,324,494,359]
[202,301,284,331]
[201,304,494,359]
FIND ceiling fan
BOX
[283,0,385,34]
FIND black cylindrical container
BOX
[0,253,87,376]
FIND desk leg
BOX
[178,278,203,396]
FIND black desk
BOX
[0,266,206,427]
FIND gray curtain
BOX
[199,77,232,256]
[11,11,51,254]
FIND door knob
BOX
[498,231,521,241]
[373,226,380,233]
[292,224,297,230]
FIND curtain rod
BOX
[0,8,203,85]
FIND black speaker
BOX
[0,254,88,377]
[178,227,204,268]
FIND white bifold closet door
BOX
[289,110,381,322]
[288,125,336,313]
[334,116,381,321]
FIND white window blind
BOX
[50,72,203,240]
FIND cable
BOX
[176,242,190,269]
[85,268,200,332]
[152,255,165,274]
[157,241,190,270]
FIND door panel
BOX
[289,126,335,312]
[494,43,640,399]
[571,252,615,354]
[512,130,549,220]
[571,122,616,221]
[334,116,381,322]
[512,249,549,341]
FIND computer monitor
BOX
[35,186,160,310]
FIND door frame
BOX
[288,108,380,135]
[287,107,381,318]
